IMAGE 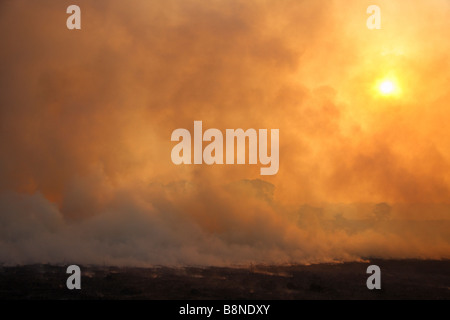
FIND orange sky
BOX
[0,0,449,265]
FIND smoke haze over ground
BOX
[1,0,450,265]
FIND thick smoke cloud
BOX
[0,0,449,265]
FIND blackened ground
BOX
[0,260,449,299]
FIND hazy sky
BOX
[1,0,450,265]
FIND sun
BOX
[379,80,395,95]
[375,77,401,97]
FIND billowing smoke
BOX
[0,0,449,266]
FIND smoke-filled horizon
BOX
[1,0,450,266]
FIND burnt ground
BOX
[0,259,449,300]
